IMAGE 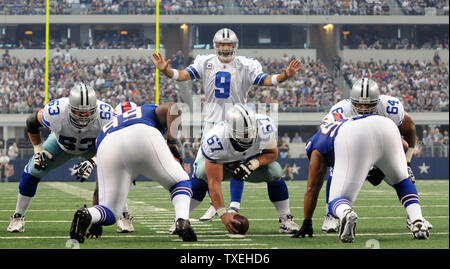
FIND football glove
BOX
[33,144,53,171]
[168,141,183,165]
[407,162,416,184]
[232,159,260,182]
[292,219,313,238]
[366,166,385,186]
[70,158,96,182]
[86,223,103,239]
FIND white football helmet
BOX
[69,83,97,128]
[213,28,239,62]
[226,104,257,150]
[114,101,137,116]
[350,78,380,115]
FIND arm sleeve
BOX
[184,55,203,80]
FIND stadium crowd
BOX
[342,33,449,50]
[1,0,448,15]
[237,0,392,15]
[1,50,448,114]
[398,0,449,15]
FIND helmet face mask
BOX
[226,104,257,151]
[350,78,380,115]
[69,83,97,128]
[213,28,239,62]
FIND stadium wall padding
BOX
[7,157,448,182]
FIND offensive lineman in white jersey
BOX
[188,105,299,234]
[7,83,113,233]
[151,28,302,222]
[320,78,432,233]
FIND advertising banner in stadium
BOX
[7,157,449,182]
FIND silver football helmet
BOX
[226,104,257,150]
[69,83,97,128]
[350,78,380,115]
[113,101,137,116]
[213,28,239,62]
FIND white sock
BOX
[15,194,33,216]
[405,203,423,223]
[272,199,291,218]
[229,201,240,211]
[335,204,352,220]
[87,207,102,224]
[172,195,191,220]
[122,202,129,215]
[189,199,202,215]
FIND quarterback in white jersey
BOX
[151,28,302,127]
[189,105,299,234]
[7,83,113,233]
[152,28,302,223]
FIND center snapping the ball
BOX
[232,214,249,234]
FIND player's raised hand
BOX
[284,59,302,78]
[151,52,171,72]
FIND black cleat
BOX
[69,205,92,244]
[175,218,197,242]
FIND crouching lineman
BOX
[320,78,432,233]
[292,114,430,242]
[69,102,197,243]
[70,102,139,239]
[186,104,299,234]
[7,84,113,233]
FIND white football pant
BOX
[96,124,190,219]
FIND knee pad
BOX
[190,176,208,202]
[19,172,41,197]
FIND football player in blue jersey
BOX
[292,114,429,242]
[69,102,197,243]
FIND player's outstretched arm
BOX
[151,52,191,81]
[155,103,184,164]
[27,109,53,170]
[205,159,240,234]
[398,113,417,182]
[262,58,302,86]
[304,150,328,221]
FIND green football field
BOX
[0,180,448,249]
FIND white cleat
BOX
[7,213,25,233]
[407,216,432,231]
[116,213,134,233]
[279,214,300,234]
[322,213,339,233]
[339,209,358,243]
[411,219,430,240]
[199,204,217,222]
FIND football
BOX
[232,214,249,234]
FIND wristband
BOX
[217,207,227,218]
[171,69,179,81]
[90,156,97,166]
[248,159,260,170]
[405,147,414,163]
[33,143,44,153]
[271,74,279,85]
